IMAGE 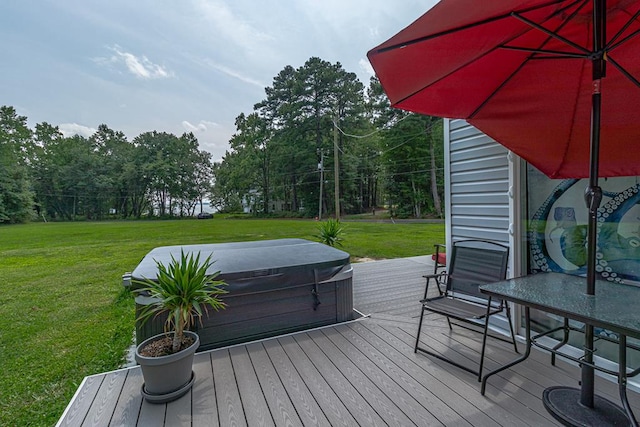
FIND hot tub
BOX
[129,238,353,350]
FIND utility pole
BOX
[333,112,340,220]
[318,150,323,220]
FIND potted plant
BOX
[133,250,227,403]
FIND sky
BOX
[1,1,437,162]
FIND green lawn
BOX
[0,218,443,426]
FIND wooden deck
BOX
[57,256,640,426]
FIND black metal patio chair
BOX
[414,239,518,381]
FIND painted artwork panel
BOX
[526,165,640,367]
[527,166,640,284]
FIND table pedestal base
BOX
[543,386,629,426]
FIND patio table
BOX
[480,272,640,426]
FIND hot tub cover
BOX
[131,238,350,294]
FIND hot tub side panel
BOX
[135,275,353,350]
[334,276,354,323]
[195,280,339,350]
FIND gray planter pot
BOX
[135,330,199,404]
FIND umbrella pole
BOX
[580,76,602,409]
[581,0,607,410]
[543,2,632,425]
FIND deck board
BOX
[228,346,274,427]
[245,342,303,426]
[366,319,534,427]
[292,332,387,427]
[191,353,219,427]
[83,369,127,427]
[398,319,565,425]
[165,388,192,426]
[323,325,445,426]
[60,375,103,427]
[108,369,143,427]
[57,256,640,426]
[211,349,246,427]
[262,339,330,426]
[137,399,166,427]
[335,322,476,427]
[306,328,418,426]
[275,335,357,427]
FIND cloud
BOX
[369,26,380,40]
[59,123,98,138]
[94,45,173,79]
[359,58,375,79]
[189,1,286,77]
[194,0,274,50]
[178,119,231,162]
[204,60,266,88]
[182,120,220,133]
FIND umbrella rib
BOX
[501,45,587,59]
[609,26,640,51]
[468,59,529,120]
[470,2,587,119]
[607,9,640,50]
[607,56,640,89]
[511,11,590,55]
[371,0,566,54]
[560,56,587,175]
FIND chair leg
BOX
[478,297,493,382]
[446,316,453,330]
[415,305,427,353]
[505,304,519,354]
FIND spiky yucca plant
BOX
[134,250,227,353]
[316,218,345,247]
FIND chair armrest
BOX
[433,243,446,252]
[422,272,448,298]
[431,243,447,273]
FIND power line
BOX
[335,119,441,161]
[331,114,411,139]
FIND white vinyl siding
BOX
[445,119,511,244]
[444,119,524,335]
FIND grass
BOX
[0,218,443,426]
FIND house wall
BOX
[444,119,517,252]
[444,119,523,332]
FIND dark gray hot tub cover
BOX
[131,238,351,295]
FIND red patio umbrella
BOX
[368,0,640,425]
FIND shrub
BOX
[316,218,345,247]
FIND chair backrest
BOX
[446,240,509,300]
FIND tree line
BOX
[213,57,444,219]
[1,109,213,222]
[0,56,444,224]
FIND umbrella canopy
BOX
[368,0,640,179]
[368,1,640,424]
